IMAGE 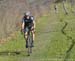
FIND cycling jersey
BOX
[22,16,34,28]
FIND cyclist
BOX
[21,12,35,48]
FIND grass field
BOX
[0,3,75,61]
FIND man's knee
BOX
[24,32,28,38]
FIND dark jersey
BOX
[22,16,34,28]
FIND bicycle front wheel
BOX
[27,35,32,56]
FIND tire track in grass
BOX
[61,20,75,61]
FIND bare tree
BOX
[70,0,75,13]
[62,0,68,14]
[54,3,58,14]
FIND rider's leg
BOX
[24,31,28,48]
[24,32,28,40]
[31,30,35,41]
[31,29,35,47]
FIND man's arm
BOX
[31,16,35,30]
[21,18,25,33]
[21,22,24,29]
[33,20,36,29]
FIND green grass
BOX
[0,3,75,61]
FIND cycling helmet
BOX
[25,11,30,16]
